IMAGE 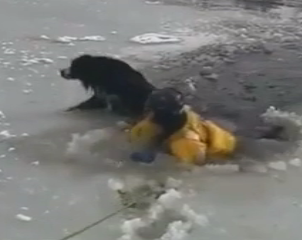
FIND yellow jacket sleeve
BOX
[128,115,162,147]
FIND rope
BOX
[57,202,135,240]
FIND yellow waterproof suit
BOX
[129,108,237,165]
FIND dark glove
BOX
[130,150,157,164]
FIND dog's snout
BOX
[60,68,71,79]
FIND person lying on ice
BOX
[128,87,285,167]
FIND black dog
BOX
[60,54,156,116]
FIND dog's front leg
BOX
[66,95,107,111]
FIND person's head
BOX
[145,87,185,115]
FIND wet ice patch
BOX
[130,33,182,44]
[66,128,115,157]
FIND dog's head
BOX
[145,87,185,116]
[60,54,95,80]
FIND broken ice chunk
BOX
[55,36,77,43]
[130,33,182,44]
[31,161,40,166]
[157,189,182,209]
[0,110,5,119]
[268,161,287,171]
[8,147,15,152]
[22,89,33,94]
[108,178,125,191]
[0,130,14,138]
[15,214,32,222]
[78,36,106,41]
[289,158,302,167]
[40,35,50,40]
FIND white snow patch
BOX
[31,161,40,166]
[289,158,302,167]
[7,77,15,82]
[57,56,68,59]
[0,110,5,119]
[78,35,106,41]
[0,130,14,138]
[21,57,53,66]
[165,177,182,189]
[116,178,208,240]
[15,214,32,222]
[268,161,287,171]
[120,218,146,236]
[22,89,33,94]
[157,189,182,209]
[39,35,106,44]
[55,36,77,43]
[180,204,209,226]
[262,106,302,140]
[108,178,125,191]
[3,48,15,55]
[145,1,161,4]
[40,35,50,40]
[130,33,182,44]
[205,164,240,172]
[160,221,192,240]
[116,121,130,129]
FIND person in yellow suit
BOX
[128,87,238,166]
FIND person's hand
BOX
[130,150,157,164]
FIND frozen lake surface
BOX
[1,0,302,239]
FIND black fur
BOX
[60,54,156,116]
